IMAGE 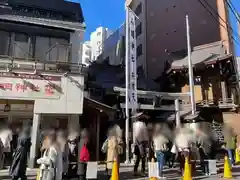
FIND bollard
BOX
[149,158,158,180]
[183,157,192,180]
[223,155,233,179]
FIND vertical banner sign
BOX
[128,9,138,109]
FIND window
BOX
[0,31,10,56]
[13,33,33,58]
[136,23,142,37]
[97,32,101,36]
[137,44,142,57]
[135,3,142,16]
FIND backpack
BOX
[79,143,90,162]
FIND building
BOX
[126,0,232,79]
[0,0,85,167]
[90,26,112,62]
[82,41,92,67]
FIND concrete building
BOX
[126,0,232,79]
[0,0,85,167]
[82,41,92,67]
[90,26,112,62]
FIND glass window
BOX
[0,31,10,56]
[13,33,33,58]
[35,36,50,61]
[135,3,142,16]
[137,44,142,57]
[136,23,142,37]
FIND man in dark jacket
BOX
[9,127,31,180]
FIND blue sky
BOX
[229,0,240,56]
[70,0,125,40]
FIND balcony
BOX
[0,32,86,74]
[196,98,238,109]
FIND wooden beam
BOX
[114,86,190,100]
[120,103,191,111]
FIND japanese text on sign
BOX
[128,10,138,109]
[0,82,55,95]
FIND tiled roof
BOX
[0,14,85,31]
[171,41,230,69]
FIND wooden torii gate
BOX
[114,86,191,126]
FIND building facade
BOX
[90,26,112,62]
[82,41,92,67]
[126,0,232,79]
[0,0,85,167]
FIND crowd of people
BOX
[0,118,239,180]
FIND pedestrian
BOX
[152,123,169,177]
[133,120,148,175]
[78,129,90,180]
[223,124,236,166]
[67,135,78,179]
[56,130,69,179]
[37,130,63,180]
[9,127,32,180]
[0,122,13,168]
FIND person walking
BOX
[9,127,32,180]
[78,129,90,180]
[37,130,63,180]
[152,124,169,177]
[223,125,236,166]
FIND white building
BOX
[82,41,92,67]
[0,1,85,167]
[90,26,112,62]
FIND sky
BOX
[229,0,240,56]
[69,0,125,40]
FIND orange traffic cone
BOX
[183,156,192,180]
[224,155,233,179]
[111,158,119,180]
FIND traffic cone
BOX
[235,148,240,164]
[149,158,157,180]
[111,158,119,180]
[224,155,233,179]
[183,156,192,180]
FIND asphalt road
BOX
[1,162,240,180]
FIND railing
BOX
[0,42,86,74]
[196,98,237,108]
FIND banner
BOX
[128,9,138,109]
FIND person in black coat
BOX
[9,127,31,180]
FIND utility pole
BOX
[186,15,196,115]
[125,6,130,164]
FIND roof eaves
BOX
[0,14,85,31]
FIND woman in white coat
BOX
[37,130,63,180]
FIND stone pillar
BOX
[221,81,227,103]
[68,114,80,139]
[175,99,181,127]
[29,113,41,168]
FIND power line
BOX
[197,0,240,47]
[226,0,240,22]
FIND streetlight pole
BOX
[186,15,196,115]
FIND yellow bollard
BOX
[149,158,157,180]
[224,155,233,179]
[36,169,40,180]
[183,157,192,180]
[111,159,119,180]
[235,149,240,164]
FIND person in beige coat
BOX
[102,125,123,179]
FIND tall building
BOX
[126,0,231,79]
[82,41,92,67]
[90,26,112,62]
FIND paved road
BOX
[1,163,240,180]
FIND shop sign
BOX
[0,77,61,99]
[128,9,138,109]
